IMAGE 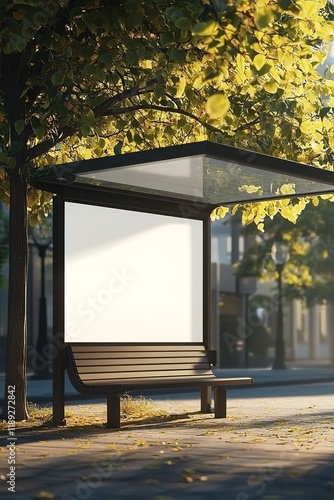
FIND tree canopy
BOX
[1,0,334,222]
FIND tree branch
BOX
[27,76,165,161]
[101,103,225,137]
[93,76,164,117]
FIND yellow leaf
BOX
[264,81,278,94]
[205,93,230,119]
[231,204,239,215]
[192,20,218,36]
[210,209,219,221]
[312,196,319,206]
[175,76,186,98]
[270,66,281,83]
[253,54,266,71]
[34,492,55,500]
[280,183,296,195]
[239,184,262,194]
[257,222,265,232]
[217,206,229,218]
[236,53,245,74]
[280,207,298,223]
[296,0,318,18]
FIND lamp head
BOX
[32,215,52,248]
[271,239,290,266]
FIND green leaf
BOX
[124,0,139,12]
[154,85,164,99]
[70,6,82,20]
[320,107,331,120]
[14,120,25,135]
[99,53,113,69]
[170,48,186,62]
[79,46,95,59]
[192,20,218,36]
[126,51,136,66]
[254,7,274,30]
[278,0,294,9]
[128,11,143,28]
[94,147,103,156]
[35,127,44,140]
[160,32,174,46]
[114,140,123,155]
[86,110,95,125]
[51,72,64,85]
[206,93,230,119]
[174,17,190,29]
[0,152,8,163]
[82,64,96,76]
[257,63,272,77]
[80,125,90,137]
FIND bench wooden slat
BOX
[77,362,208,373]
[70,343,205,352]
[79,368,213,380]
[73,352,207,360]
[83,376,252,387]
[66,342,254,429]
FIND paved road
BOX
[1,382,333,499]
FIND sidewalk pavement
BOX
[1,362,334,405]
[1,381,334,499]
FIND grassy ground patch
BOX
[0,394,167,431]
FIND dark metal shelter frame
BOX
[32,141,334,425]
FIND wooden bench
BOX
[66,343,254,428]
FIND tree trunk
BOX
[1,170,29,420]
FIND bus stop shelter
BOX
[32,141,334,425]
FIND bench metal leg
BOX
[214,387,227,418]
[106,394,121,429]
[201,386,213,413]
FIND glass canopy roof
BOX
[38,141,334,205]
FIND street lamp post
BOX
[238,275,257,368]
[271,239,290,370]
[32,216,52,379]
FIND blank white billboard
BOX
[64,202,203,342]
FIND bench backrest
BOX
[67,343,215,385]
